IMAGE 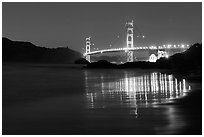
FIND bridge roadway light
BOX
[152,46,157,49]
[181,45,185,48]
[167,45,172,48]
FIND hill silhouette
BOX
[86,60,117,68]
[74,58,90,64]
[155,43,202,70]
[86,43,202,71]
[3,37,82,64]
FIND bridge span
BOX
[84,45,189,56]
[83,20,190,63]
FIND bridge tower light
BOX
[85,37,91,62]
[126,20,134,62]
[126,20,134,49]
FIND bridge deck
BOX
[84,45,189,56]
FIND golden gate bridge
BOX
[83,20,190,63]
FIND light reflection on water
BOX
[84,71,191,114]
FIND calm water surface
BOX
[3,66,199,135]
[85,70,191,109]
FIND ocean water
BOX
[2,65,201,134]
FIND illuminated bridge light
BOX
[174,45,176,48]
[188,86,191,90]
[181,45,185,48]
[178,45,180,47]
[167,45,171,48]
[187,45,189,47]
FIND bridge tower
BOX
[85,37,91,62]
[126,20,134,62]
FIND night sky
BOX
[2,2,202,53]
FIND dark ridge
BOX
[74,58,90,64]
[91,55,126,63]
[155,43,202,71]
[2,37,82,64]
[86,60,117,68]
[119,61,156,69]
[86,43,202,71]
